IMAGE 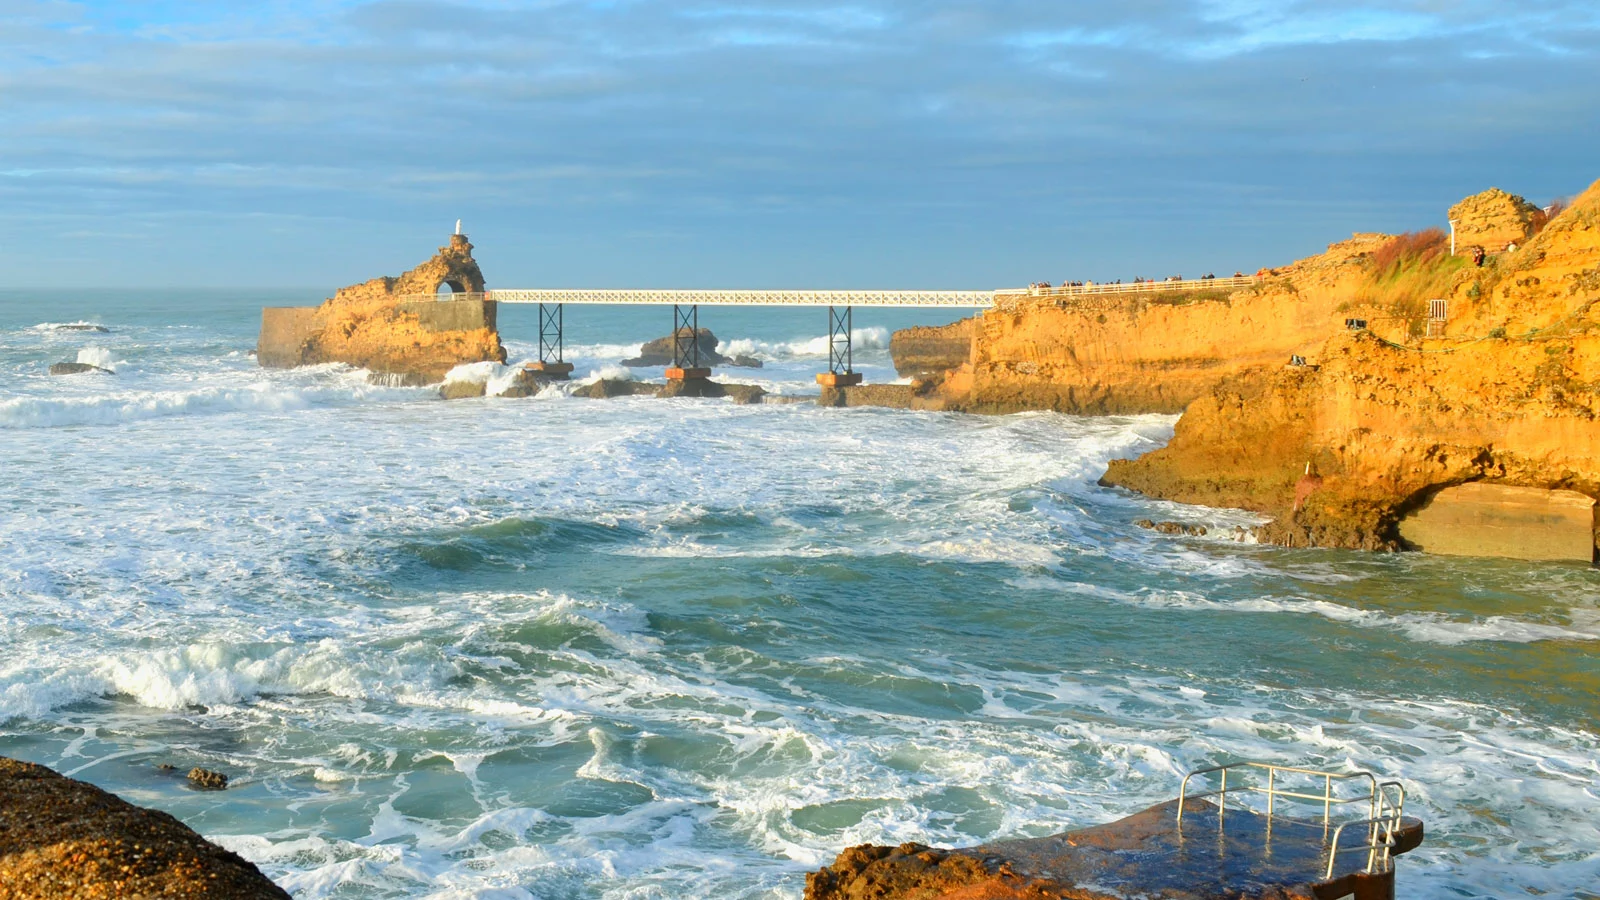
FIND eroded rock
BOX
[0,756,289,899]
[622,329,763,368]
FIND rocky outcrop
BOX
[575,378,658,399]
[48,363,113,376]
[0,756,289,899]
[1449,187,1540,254]
[890,319,972,377]
[621,328,762,368]
[258,234,505,382]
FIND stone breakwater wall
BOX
[0,756,290,899]
[257,234,505,382]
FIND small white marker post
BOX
[455,219,462,236]
[1448,219,1456,255]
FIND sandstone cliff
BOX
[929,236,1388,416]
[259,234,506,382]
[1102,179,1600,553]
[0,757,290,899]
[890,319,973,377]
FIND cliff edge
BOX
[1102,179,1600,554]
[259,233,506,382]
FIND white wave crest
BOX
[0,379,413,429]
[721,327,890,362]
[76,347,120,370]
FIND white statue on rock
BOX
[455,219,462,236]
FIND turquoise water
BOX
[1,291,1597,898]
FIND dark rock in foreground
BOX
[48,362,113,376]
[807,798,1423,900]
[622,328,763,368]
[0,756,290,899]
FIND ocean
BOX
[1,290,1597,899]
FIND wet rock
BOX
[498,369,559,399]
[575,378,657,399]
[439,379,488,400]
[0,756,289,899]
[622,328,762,368]
[51,324,110,333]
[656,378,767,403]
[48,362,113,376]
[1137,520,1208,537]
[186,768,228,791]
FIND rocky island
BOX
[257,233,505,382]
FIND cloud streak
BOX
[1,0,1596,287]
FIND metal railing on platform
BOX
[1177,761,1408,878]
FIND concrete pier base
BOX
[524,361,575,379]
[816,371,864,387]
[665,366,713,380]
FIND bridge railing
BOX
[993,275,1259,302]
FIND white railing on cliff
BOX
[397,277,1260,309]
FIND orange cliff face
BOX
[258,234,507,383]
[930,235,1390,415]
[1102,179,1600,553]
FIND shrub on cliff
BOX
[1362,228,1468,332]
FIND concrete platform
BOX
[816,371,864,387]
[665,366,713,380]
[524,361,575,378]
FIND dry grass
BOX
[1361,229,1468,333]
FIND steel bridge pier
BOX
[525,302,575,378]
[666,303,711,380]
[816,305,862,387]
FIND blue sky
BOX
[2,0,1597,289]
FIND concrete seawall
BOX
[258,307,319,368]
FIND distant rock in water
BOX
[0,756,290,899]
[50,324,111,333]
[622,328,763,368]
[186,767,229,790]
[49,362,113,376]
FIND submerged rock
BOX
[1137,520,1208,537]
[48,362,113,376]
[0,756,289,899]
[51,324,110,333]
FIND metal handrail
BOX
[1176,761,1407,879]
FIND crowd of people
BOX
[1027,271,1249,290]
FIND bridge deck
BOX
[399,277,1258,309]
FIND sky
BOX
[2,0,1598,289]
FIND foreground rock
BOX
[0,756,289,899]
[258,232,506,382]
[573,376,767,403]
[48,362,113,376]
[808,798,1422,900]
[622,328,762,368]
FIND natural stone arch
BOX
[436,279,469,296]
